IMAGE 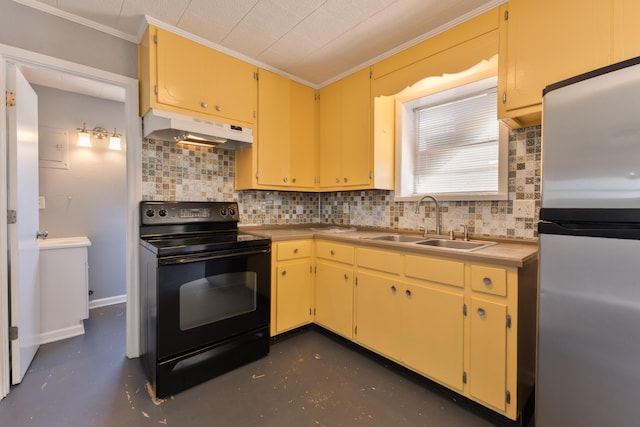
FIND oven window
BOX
[179,272,257,330]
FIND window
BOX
[394,72,507,201]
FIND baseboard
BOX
[89,294,126,310]
[39,323,85,345]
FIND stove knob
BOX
[229,207,236,216]
[158,209,168,217]
[145,209,155,218]
[220,208,228,216]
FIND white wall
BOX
[0,0,137,79]
[35,85,127,301]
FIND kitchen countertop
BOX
[241,226,538,268]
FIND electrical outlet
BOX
[39,196,46,209]
[513,200,535,218]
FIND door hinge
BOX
[6,91,16,107]
[7,210,17,224]
[463,304,467,316]
[154,85,158,95]
[504,10,509,21]
[313,308,316,316]
[369,171,373,179]
[369,70,373,79]
[309,265,312,273]
[355,277,358,286]
[255,172,259,180]
[462,371,467,384]
[506,314,512,329]
[309,308,312,316]
[9,326,18,341]
[506,390,511,404]
[354,325,358,335]
[254,71,259,81]
[502,91,507,104]
[315,93,320,101]
[153,34,158,44]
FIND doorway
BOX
[0,44,141,399]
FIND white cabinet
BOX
[39,237,91,343]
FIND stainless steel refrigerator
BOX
[537,57,640,427]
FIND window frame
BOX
[393,66,508,202]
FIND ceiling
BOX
[15,0,503,87]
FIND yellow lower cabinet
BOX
[314,260,354,339]
[354,271,402,361]
[468,296,508,412]
[275,260,312,334]
[402,283,464,390]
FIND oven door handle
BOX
[160,247,271,265]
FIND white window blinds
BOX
[414,88,499,194]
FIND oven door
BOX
[156,246,271,360]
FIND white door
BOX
[6,63,40,384]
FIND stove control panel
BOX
[140,201,239,224]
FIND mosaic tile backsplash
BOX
[142,125,541,239]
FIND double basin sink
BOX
[365,234,495,251]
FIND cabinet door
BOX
[469,297,507,411]
[318,81,342,188]
[612,0,640,62]
[502,0,610,113]
[257,69,291,186]
[341,68,371,187]
[314,260,353,339]
[156,28,214,116]
[355,271,402,360]
[290,81,317,188]
[402,284,464,390]
[211,49,257,125]
[276,259,312,333]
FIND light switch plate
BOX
[39,196,46,209]
[513,200,535,218]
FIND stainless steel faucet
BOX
[460,223,469,241]
[415,195,440,236]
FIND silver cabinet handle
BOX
[216,105,222,111]
[36,230,49,239]
[483,277,492,286]
[201,101,208,108]
[477,308,486,316]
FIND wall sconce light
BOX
[77,123,122,150]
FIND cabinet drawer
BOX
[470,265,507,296]
[357,247,402,275]
[276,240,312,261]
[405,255,464,288]
[315,240,354,264]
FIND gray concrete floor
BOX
[0,304,524,426]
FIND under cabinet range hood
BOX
[142,109,253,149]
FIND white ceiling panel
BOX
[177,0,258,43]
[15,0,504,86]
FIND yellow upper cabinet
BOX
[290,81,317,189]
[256,69,292,187]
[236,70,317,190]
[498,0,640,126]
[318,68,382,191]
[139,26,257,126]
[612,0,640,62]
